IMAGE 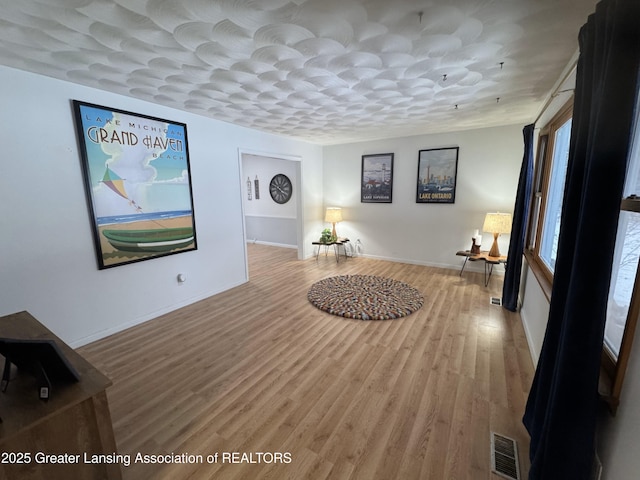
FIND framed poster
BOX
[73,100,197,269]
[361,153,394,203]
[416,147,459,204]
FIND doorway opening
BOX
[239,150,303,278]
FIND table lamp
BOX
[325,207,342,239]
[483,212,512,257]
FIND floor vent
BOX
[491,432,520,480]
[490,296,502,306]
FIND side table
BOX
[456,250,507,286]
[313,238,350,263]
[0,311,120,480]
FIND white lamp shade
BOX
[482,212,512,234]
[324,207,343,223]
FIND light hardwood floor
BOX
[79,244,534,479]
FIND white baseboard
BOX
[519,307,540,367]
[248,240,297,249]
[356,252,505,275]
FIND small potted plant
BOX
[319,228,334,243]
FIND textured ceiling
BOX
[0,0,596,145]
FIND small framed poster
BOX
[416,147,459,204]
[361,153,394,203]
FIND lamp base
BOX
[488,233,501,257]
[331,223,337,240]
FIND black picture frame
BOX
[0,338,80,399]
[416,147,459,204]
[361,153,394,203]
[72,100,198,269]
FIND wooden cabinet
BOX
[0,311,121,480]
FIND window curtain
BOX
[523,1,640,479]
[502,124,534,312]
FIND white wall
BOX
[518,261,550,366]
[0,65,322,347]
[323,124,524,269]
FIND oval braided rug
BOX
[307,274,423,320]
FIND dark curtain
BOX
[523,1,640,479]
[502,124,535,312]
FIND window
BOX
[526,96,640,414]
[538,117,572,272]
[525,100,573,292]
[602,107,640,413]
[605,210,640,357]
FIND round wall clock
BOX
[269,174,292,204]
